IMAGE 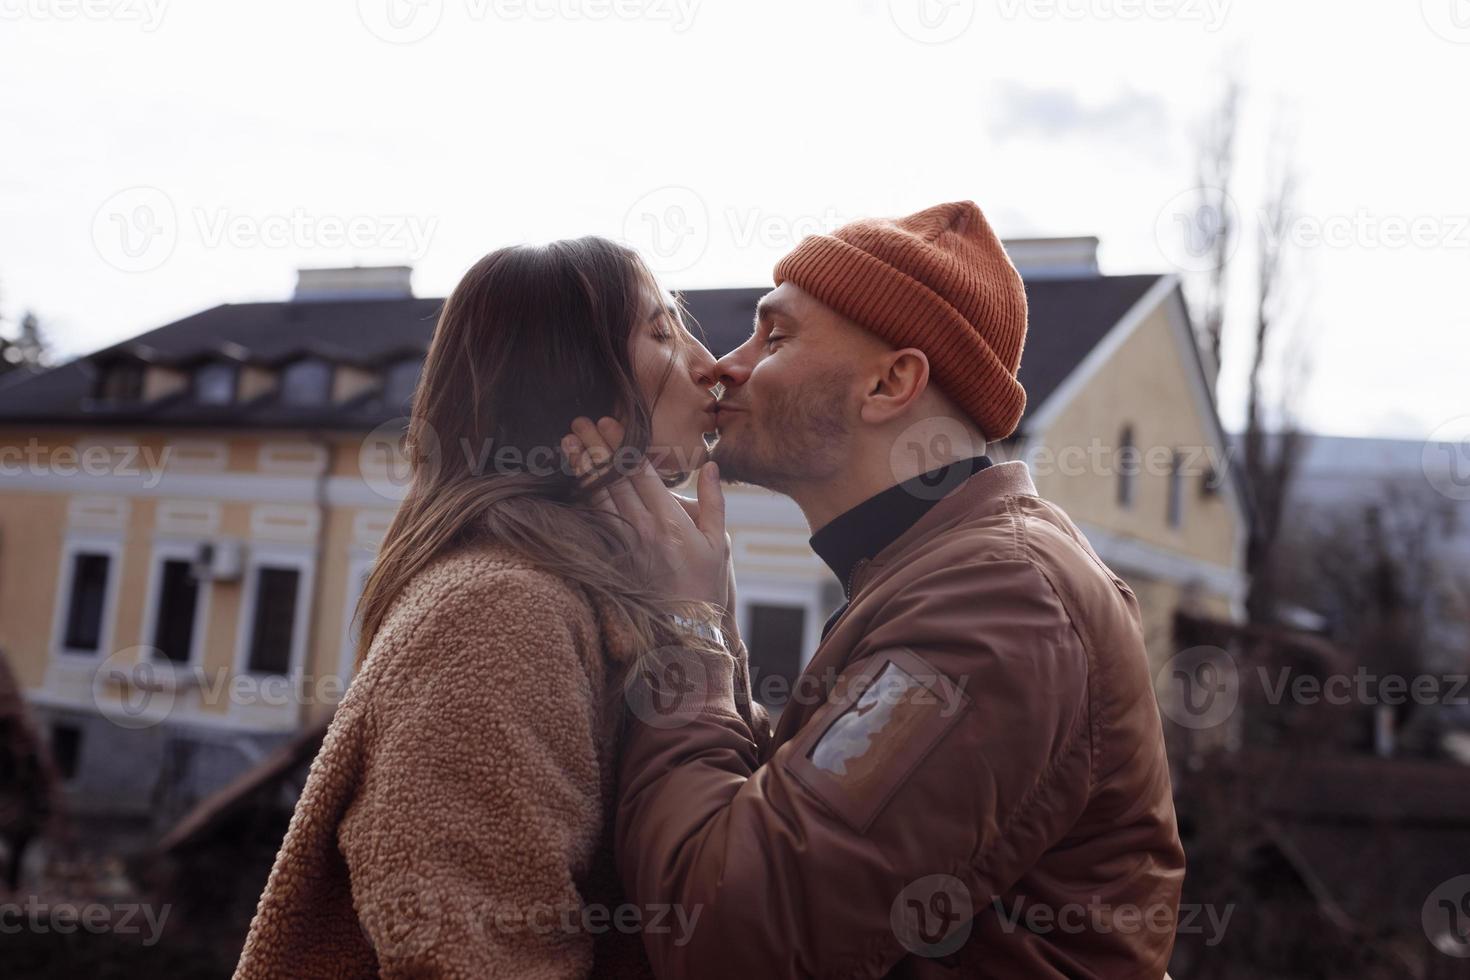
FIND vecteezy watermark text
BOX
[0,898,170,946]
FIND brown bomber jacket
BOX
[617,460,1186,979]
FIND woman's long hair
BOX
[353,237,720,684]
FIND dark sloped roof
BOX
[0,276,1163,430]
[0,298,442,428]
[679,274,1163,425]
[114,297,443,365]
[1015,274,1161,417]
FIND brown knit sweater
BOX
[236,540,753,979]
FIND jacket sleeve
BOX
[616,558,1094,978]
[723,622,775,763]
[340,570,604,979]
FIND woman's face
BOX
[630,286,719,481]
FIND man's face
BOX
[709,283,865,492]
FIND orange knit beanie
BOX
[773,200,1028,440]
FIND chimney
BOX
[1003,237,1100,280]
[293,265,414,301]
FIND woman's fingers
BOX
[695,461,726,547]
[561,434,618,517]
[569,417,647,531]
[571,417,615,474]
[564,418,727,607]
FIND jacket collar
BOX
[848,459,1037,598]
[809,455,993,599]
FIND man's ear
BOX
[858,348,930,425]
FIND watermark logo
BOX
[471,0,699,30]
[193,207,436,258]
[0,0,169,30]
[362,871,446,958]
[889,417,985,501]
[91,646,177,731]
[624,645,711,729]
[994,0,1230,30]
[992,897,1232,946]
[891,873,974,958]
[0,898,171,945]
[92,190,436,272]
[1423,416,1470,502]
[888,0,975,43]
[624,186,709,274]
[1422,0,1470,43]
[0,439,171,487]
[475,899,701,945]
[357,0,445,43]
[360,417,443,500]
[1423,875,1470,958]
[1154,186,1239,274]
[1155,645,1239,729]
[92,186,178,273]
[725,205,850,250]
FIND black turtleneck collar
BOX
[809,454,993,599]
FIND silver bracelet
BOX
[670,614,727,652]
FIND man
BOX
[605,201,1184,977]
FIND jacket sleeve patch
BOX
[785,648,971,832]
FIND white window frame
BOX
[50,534,124,660]
[138,539,214,667]
[337,551,376,684]
[233,546,316,682]
[735,576,826,673]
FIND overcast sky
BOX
[2,0,1466,442]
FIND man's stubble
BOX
[712,366,853,495]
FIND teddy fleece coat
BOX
[235,540,763,979]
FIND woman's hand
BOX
[562,416,730,612]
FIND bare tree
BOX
[1192,75,1242,388]
[1241,151,1310,626]
[1187,81,1311,627]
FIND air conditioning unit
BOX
[193,539,245,581]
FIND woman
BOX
[235,237,766,979]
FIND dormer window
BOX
[384,357,423,410]
[280,358,332,406]
[194,363,238,405]
[97,362,144,402]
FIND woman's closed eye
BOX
[649,309,678,342]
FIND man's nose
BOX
[712,341,755,391]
